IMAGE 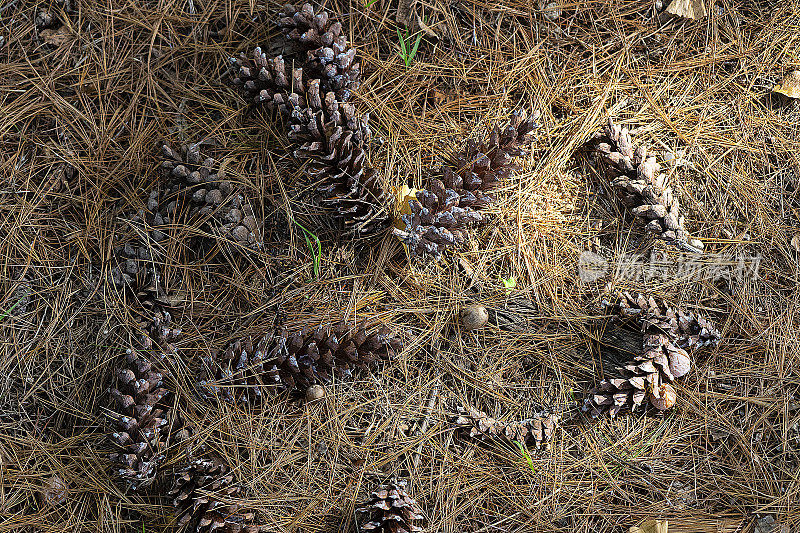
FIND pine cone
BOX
[606,291,722,349]
[442,110,538,206]
[453,405,559,450]
[591,117,703,252]
[393,110,538,259]
[159,142,265,250]
[391,178,484,259]
[108,311,188,489]
[230,4,361,105]
[169,457,261,533]
[200,322,402,403]
[583,292,721,417]
[356,479,425,533]
[231,3,360,105]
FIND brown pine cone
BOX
[356,479,425,533]
[391,178,484,259]
[200,322,402,403]
[453,405,559,450]
[230,4,360,105]
[159,142,265,250]
[108,311,188,490]
[442,110,539,207]
[583,292,721,417]
[590,117,704,252]
[393,110,538,259]
[606,291,722,349]
[169,457,261,533]
[291,108,391,236]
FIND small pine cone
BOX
[356,479,425,533]
[169,457,261,533]
[584,292,721,417]
[441,110,539,206]
[591,117,702,252]
[200,323,402,403]
[453,406,559,450]
[159,142,264,250]
[392,179,483,259]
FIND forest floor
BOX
[1,0,799,532]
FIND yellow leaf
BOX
[630,519,668,533]
[773,71,800,99]
[393,184,418,231]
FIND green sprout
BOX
[0,292,28,323]
[514,440,536,473]
[364,0,379,8]
[291,219,321,279]
[396,28,422,68]
[499,275,516,293]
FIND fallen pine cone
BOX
[453,405,559,450]
[583,292,721,417]
[169,457,262,532]
[589,117,704,253]
[356,478,425,532]
[199,322,402,403]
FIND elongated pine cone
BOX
[199,323,402,403]
[230,3,360,105]
[393,110,538,259]
[591,117,703,252]
[453,405,559,450]
[583,292,721,417]
[169,457,261,533]
[109,312,187,489]
[357,479,425,533]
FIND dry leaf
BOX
[666,0,707,19]
[417,15,439,39]
[630,519,668,533]
[392,184,418,230]
[40,26,73,47]
[773,71,800,99]
[791,234,800,252]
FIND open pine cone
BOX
[159,142,264,250]
[590,117,703,252]
[393,110,538,259]
[357,479,425,533]
[583,292,721,417]
[453,405,559,450]
[231,3,360,105]
[199,322,402,403]
[169,457,261,533]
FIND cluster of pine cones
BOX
[230,3,539,256]
[102,4,722,533]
